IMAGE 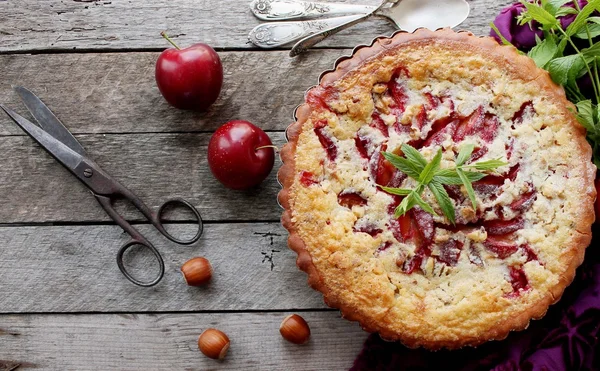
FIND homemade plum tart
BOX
[278,29,596,349]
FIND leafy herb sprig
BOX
[491,0,600,166]
[379,144,507,224]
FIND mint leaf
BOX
[557,36,569,56]
[546,0,572,15]
[471,159,509,171]
[428,180,455,224]
[490,22,514,47]
[433,170,466,185]
[381,151,421,179]
[412,191,437,216]
[576,100,596,133]
[401,144,428,171]
[457,168,478,210]
[547,54,586,85]
[459,171,487,182]
[566,0,600,36]
[418,149,442,184]
[581,42,600,62]
[379,186,412,196]
[433,169,485,185]
[522,1,560,28]
[528,37,558,67]
[575,23,600,39]
[456,144,475,166]
[394,192,417,217]
[556,7,578,17]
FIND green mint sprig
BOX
[379,144,507,224]
[492,0,600,166]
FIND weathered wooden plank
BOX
[0,223,328,313]
[0,312,368,370]
[0,51,339,135]
[0,132,285,223]
[0,0,508,53]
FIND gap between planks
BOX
[0,223,329,313]
[0,311,369,370]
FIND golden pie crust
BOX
[278,29,596,349]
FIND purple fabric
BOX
[350,226,600,371]
[489,1,587,51]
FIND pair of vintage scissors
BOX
[0,87,203,287]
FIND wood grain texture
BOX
[0,312,368,370]
[0,132,285,223]
[0,223,329,312]
[0,0,509,53]
[0,51,339,135]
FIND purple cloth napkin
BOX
[351,226,600,371]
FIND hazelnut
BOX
[198,328,230,360]
[279,314,311,344]
[181,257,212,286]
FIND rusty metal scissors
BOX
[1,87,203,287]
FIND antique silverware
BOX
[1,87,204,287]
[250,0,376,20]
[249,13,368,49]
[248,0,470,56]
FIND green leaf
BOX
[394,192,416,218]
[490,22,514,46]
[471,159,509,171]
[412,191,437,216]
[566,0,600,36]
[401,144,427,171]
[522,1,560,28]
[428,181,455,224]
[457,168,478,210]
[547,54,586,85]
[587,16,600,25]
[461,171,487,182]
[557,36,569,56]
[432,175,465,185]
[378,186,413,196]
[456,144,475,166]
[581,42,600,62]
[556,6,578,17]
[381,151,421,179]
[433,170,466,185]
[433,169,486,185]
[527,37,558,67]
[546,0,572,15]
[574,23,600,39]
[418,149,442,184]
[576,100,596,133]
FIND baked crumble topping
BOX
[281,30,595,348]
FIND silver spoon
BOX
[248,0,470,56]
[250,0,377,20]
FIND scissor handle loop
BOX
[116,240,165,287]
[155,198,203,245]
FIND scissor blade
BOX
[14,86,87,156]
[1,105,83,171]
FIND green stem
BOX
[581,8,600,104]
[160,31,181,50]
[557,26,600,103]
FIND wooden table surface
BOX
[0,1,510,369]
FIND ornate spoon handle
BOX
[290,12,373,56]
[248,14,367,49]
[250,0,376,20]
